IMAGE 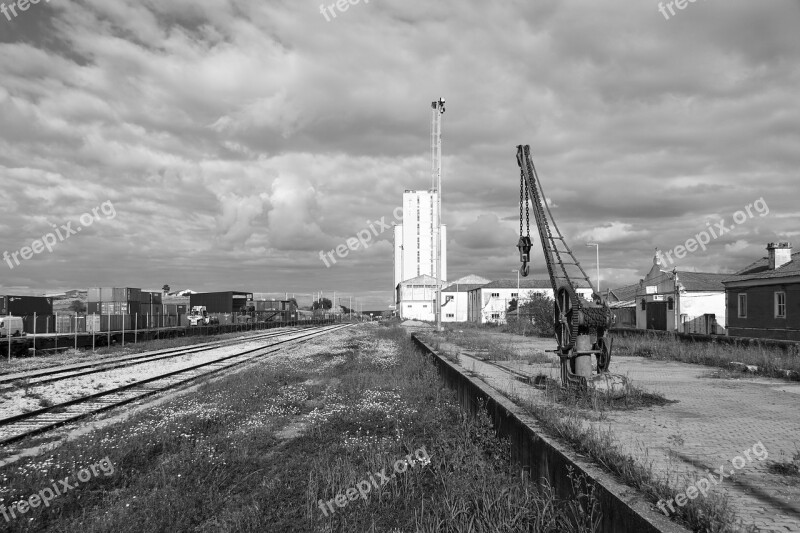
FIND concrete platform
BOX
[432,330,800,532]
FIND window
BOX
[641,299,646,311]
[738,293,747,318]
[407,305,412,308]
[775,292,786,318]
[423,305,428,308]
[491,313,500,319]
[491,292,500,298]
[667,297,674,310]
[446,313,454,318]
[511,293,518,298]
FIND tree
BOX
[517,292,555,337]
[507,298,518,313]
[312,298,332,310]
[69,300,86,313]
[162,284,170,294]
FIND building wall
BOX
[679,291,727,334]
[400,300,436,321]
[469,287,593,324]
[726,284,800,339]
[393,190,447,289]
[441,291,469,322]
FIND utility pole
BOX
[431,97,445,331]
[586,242,600,298]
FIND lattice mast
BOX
[431,98,445,329]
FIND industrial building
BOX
[441,275,491,322]
[189,291,254,314]
[467,279,593,324]
[393,189,447,289]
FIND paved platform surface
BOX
[427,330,800,533]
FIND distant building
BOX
[723,242,800,340]
[393,190,447,290]
[189,291,253,314]
[441,275,491,322]
[467,279,593,325]
[396,274,439,321]
[635,252,729,334]
[607,284,639,328]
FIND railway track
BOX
[0,324,319,388]
[0,323,350,448]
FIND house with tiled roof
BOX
[607,283,639,328]
[634,251,729,334]
[723,242,800,340]
[467,278,592,324]
[441,275,491,322]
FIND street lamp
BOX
[585,243,600,297]
[511,269,520,319]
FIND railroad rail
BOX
[0,323,350,448]
[0,324,320,388]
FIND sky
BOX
[0,0,798,309]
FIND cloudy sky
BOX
[0,0,798,309]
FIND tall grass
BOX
[614,332,800,380]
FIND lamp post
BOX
[511,269,520,320]
[585,243,600,297]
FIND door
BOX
[646,302,668,331]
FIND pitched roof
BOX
[448,274,491,285]
[477,278,591,290]
[442,283,486,293]
[674,271,729,291]
[734,251,800,275]
[724,258,800,283]
[398,274,439,286]
[607,283,639,302]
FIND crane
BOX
[515,145,623,393]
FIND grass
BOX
[614,332,800,381]
[531,375,676,413]
[0,324,599,532]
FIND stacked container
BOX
[87,287,141,331]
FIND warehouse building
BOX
[190,291,254,314]
[441,275,491,322]
[467,279,593,325]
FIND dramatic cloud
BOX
[0,0,798,308]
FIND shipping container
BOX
[23,315,55,334]
[87,315,102,333]
[56,315,87,334]
[0,295,53,316]
[167,304,186,315]
[94,287,142,303]
[98,301,141,315]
